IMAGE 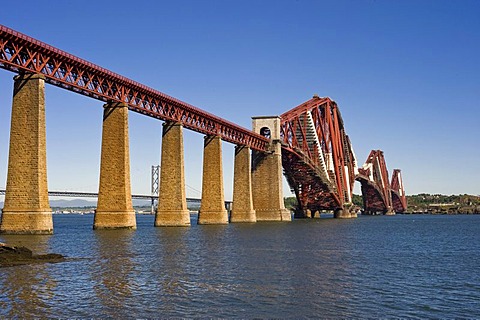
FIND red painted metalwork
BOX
[356,150,393,214]
[0,24,268,151]
[280,96,357,216]
[391,169,407,212]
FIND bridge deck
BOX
[0,24,269,151]
[0,189,235,205]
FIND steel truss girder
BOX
[391,169,407,212]
[0,24,268,151]
[357,178,389,213]
[280,96,357,211]
[356,150,393,213]
[282,147,340,213]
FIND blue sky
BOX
[0,0,479,199]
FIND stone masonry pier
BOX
[0,74,53,234]
[94,102,136,230]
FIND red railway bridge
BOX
[356,150,407,214]
[279,96,357,218]
[0,25,405,234]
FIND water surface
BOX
[1,214,479,318]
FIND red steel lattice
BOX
[356,150,393,214]
[0,24,268,151]
[280,96,357,215]
[391,169,407,212]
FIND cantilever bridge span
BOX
[0,25,405,234]
[356,150,407,214]
[279,96,357,218]
[391,169,407,213]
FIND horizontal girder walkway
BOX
[0,24,268,151]
[0,189,235,205]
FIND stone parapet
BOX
[155,122,190,227]
[1,74,53,234]
[198,136,228,225]
[94,102,136,230]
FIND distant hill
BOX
[50,199,96,208]
[0,199,96,209]
[284,194,480,214]
[406,194,480,213]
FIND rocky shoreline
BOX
[0,242,65,267]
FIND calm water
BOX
[1,214,479,319]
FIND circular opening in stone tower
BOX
[260,127,271,139]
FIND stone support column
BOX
[94,102,136,230]
[198,135,228,225]
[334,208,351,218]
[252,143,291,221]
[155,122,190,226]
[385,208,395,216]
[334,206,358,218]
[230,145,256,223]
[0,74,53,234]
[251,116,291,221]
